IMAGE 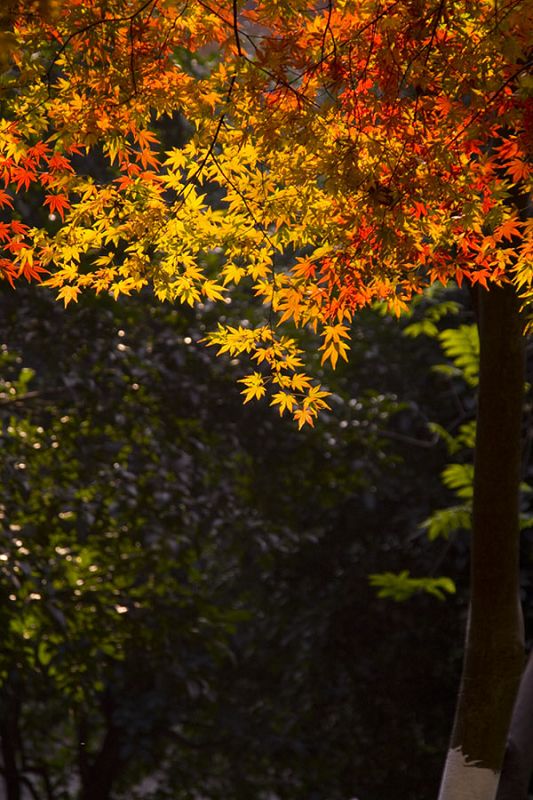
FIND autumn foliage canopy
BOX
[0,0,531,425]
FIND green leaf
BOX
[420,503,471,540]
[427,422,461,455]
[17,367,35,392]
[369,571,456,602]
[441,463,474,499]
[438,325,479,387]
[403,319,439,338]
[37,641,52,666]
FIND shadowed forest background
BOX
[2,281,533,800]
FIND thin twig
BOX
[232,0,242,57]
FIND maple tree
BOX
[0,0,532,797]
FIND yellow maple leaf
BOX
[57,284,81,307]
[202,280,226,301]
[293,407,316,429]
[270,391,296,415]
[238,372,266,403]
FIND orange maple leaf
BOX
[0,259,17,288]
[11,166,36,192]
[44,193,70,221]
[505,158,530,184]
[57,284,81,306]
[0,190,13,209]
[17,258,49,283]
[494,218,522,243]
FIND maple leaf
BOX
[47,152,74,173]
[494,217,522,243]
[238,372,267,403]
[505,158,530,184]
[139,149,160,170]
[412,201,428,219]
[164,149,187,170]
[136,129,159,149]
[27,141,51,162]
[0,222,10,242]
[291,373,312,393]
[494,140,521,160]
[293,407,316,429]
[0,189,13,208]
[320,324,350,368]
[0,258,17,287]
[11,165,36,192]
[270,391,297,416]
[115,175,134,191]
[17,253,49,283]
[57,284,81,306]
[202,280,226,302]
[44,193,70,221]
[303,385,331,410]
[222,262,246,285]
[10,220,28,236]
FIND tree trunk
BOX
[79,721,122,800]
[496,650,533,800]
[0,733,21,800]
[438,284,525,800]
[0,690,21,800]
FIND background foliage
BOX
[0,282,481,800]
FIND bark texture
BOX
[79,723,122,800]
[496,650,533,800]
[0,690,21,800]
[438,284,525,800]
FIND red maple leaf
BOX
[44,193,70,221]
[0,190,13,209]
[0,258,18,288]
[11,166,37,192]
[505,158,530,184]
[17,258,49,283]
